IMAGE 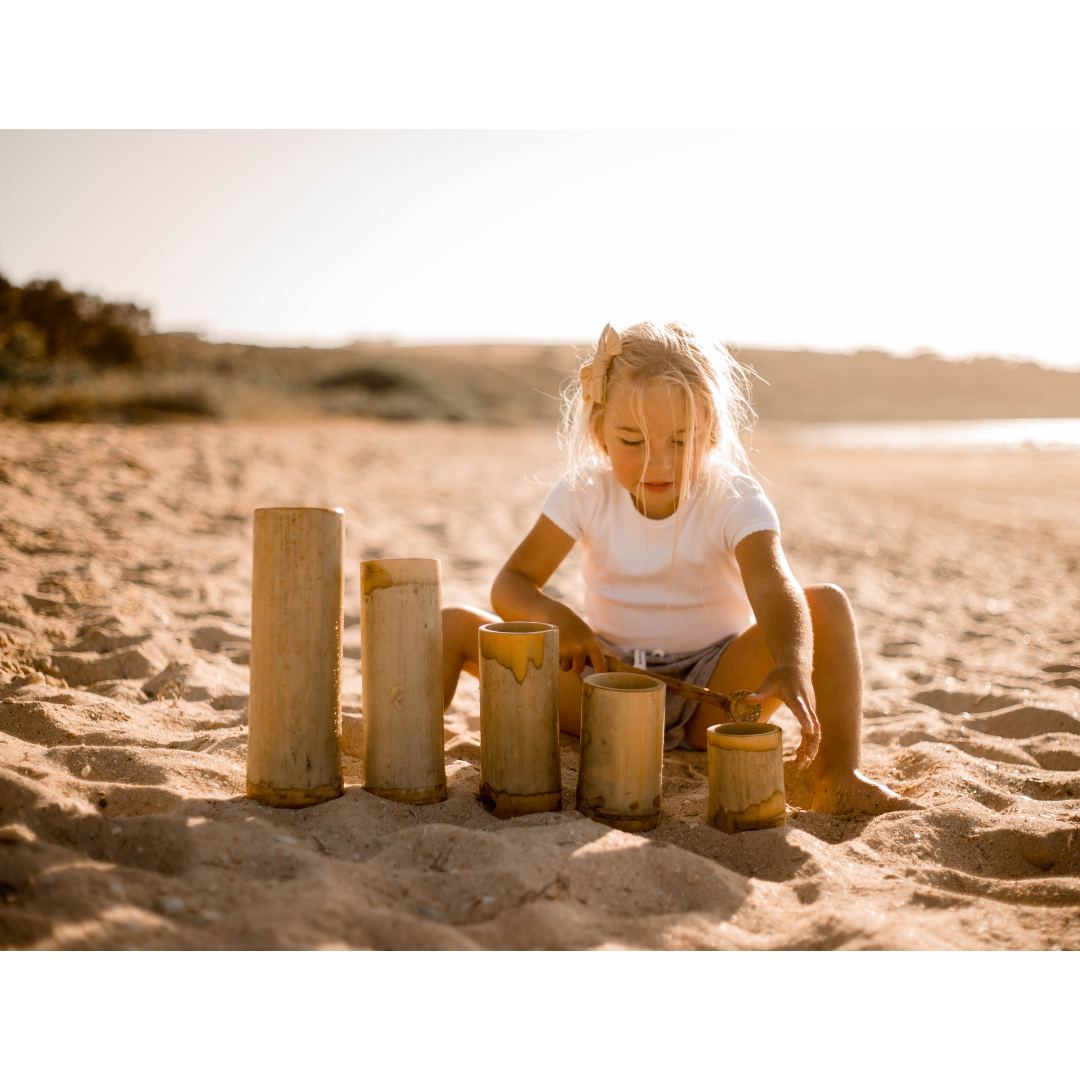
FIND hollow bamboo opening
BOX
[584,673,661,693]
[707,722,782,752]
[361,558,440,592]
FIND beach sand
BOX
[1,417,1078,950]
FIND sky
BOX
[1,129,1078,368]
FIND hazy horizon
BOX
[154,332,1073,373]
[2,130,1078,370]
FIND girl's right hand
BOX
[491,514,606,675]
[557,615,608,675]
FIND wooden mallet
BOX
[601,653,763,722]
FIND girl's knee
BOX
[559,669,583,737]
[559,713,582,738]
[441,605,493,652]
[804,583,851,617]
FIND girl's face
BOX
[600,383,704,519]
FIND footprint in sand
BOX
[1021,734,1080,771]
[912,688,1023,714]
[962,705,1080,741]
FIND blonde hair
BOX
[559,321,756,500]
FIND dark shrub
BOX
[0,273,153,369]
[318,366,413,392]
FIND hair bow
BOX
[579,322,622,405]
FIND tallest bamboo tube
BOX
[247,507,344,808]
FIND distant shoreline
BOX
[756,417,1080,450]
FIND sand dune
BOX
[12,335,1080,426]
[1,417,1078,949]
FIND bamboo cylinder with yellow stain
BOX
[576,672,664,832]
[247,507,344,808]
[478,621,561,817]
[707,722,787,833]
[360,558,446,804]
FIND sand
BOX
[1,416,1078,950]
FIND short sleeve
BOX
[715,474,781,552]
[539,472,596,541]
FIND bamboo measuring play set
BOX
[245,508,787,834]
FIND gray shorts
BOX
[583,633,736,751]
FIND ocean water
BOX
[763,417,1080,450]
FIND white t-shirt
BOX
[540,467,780,654]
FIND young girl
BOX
[441,321,917,816]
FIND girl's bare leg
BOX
[444,606,587,735]
[441,605,495,710]
[558,669,584,736]
[683,583,920,815]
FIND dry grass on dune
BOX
[0,417,1079,950]
[0,337,575,426]
[5,334,1080,427]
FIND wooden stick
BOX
[361,558,447,805]
[602,654,762,721]
[247,507,344,808]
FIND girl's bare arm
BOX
[491,515,608,673]
[735,529,822,763]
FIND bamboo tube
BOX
[247,507,344,808]
[576,672,664,832]
[478,621,561,818]
[707,722,787,833]
[360,558,446,804]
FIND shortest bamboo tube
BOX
[247,507,344,808]
[576,673,664,832]
[707,723,786,833]
[360,558,446,804]
[478,622,561,818]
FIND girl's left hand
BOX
[746,662,821,767]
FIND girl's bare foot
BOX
[811,769,924,815]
